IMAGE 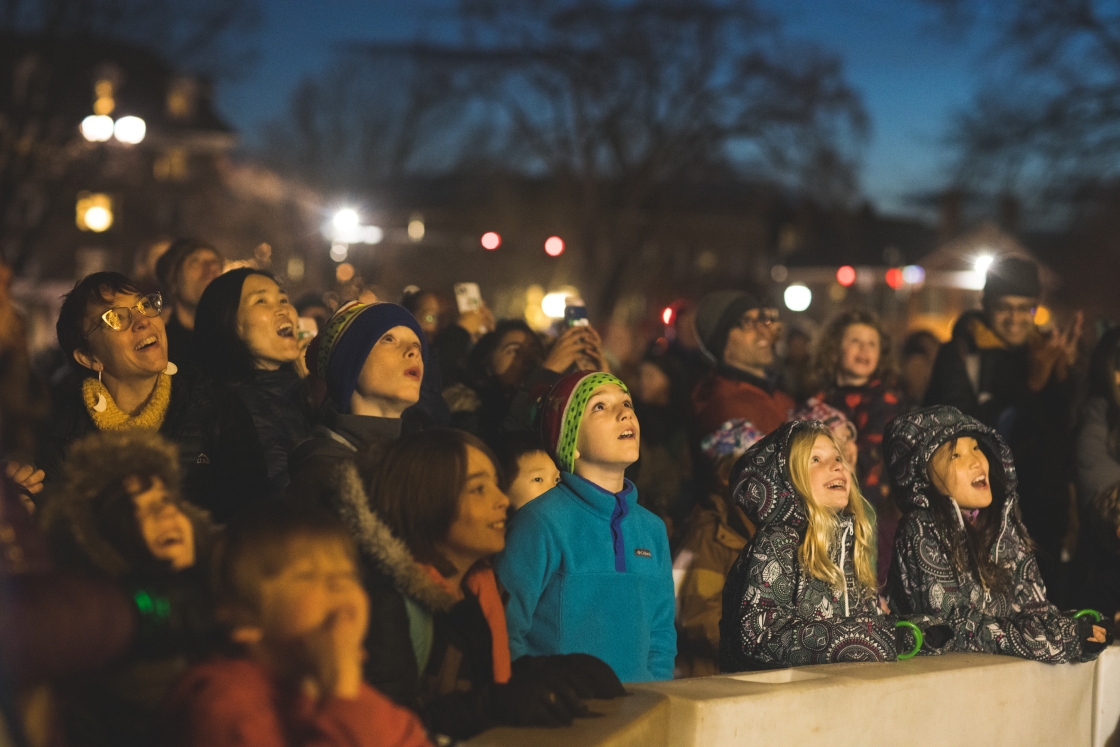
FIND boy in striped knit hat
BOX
[494,371,677,682]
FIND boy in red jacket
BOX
[164,504,431,747]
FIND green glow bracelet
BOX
[896,620,924,660]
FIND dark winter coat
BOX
[332,463,505,740]
[923,311,1075,581]
[37,368,270,524]
[885,406,1097,663]
[41,465,219,747]
[286,407,403,512]
[1075,397,1120,510]
[719,420,936,672]
[228,368,314,495]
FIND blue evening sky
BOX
[216,1,992,216]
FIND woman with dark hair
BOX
[194,268,313,494]
[810,308,906,583]
[36,272,268,522]
[885,406,1111,663]
[332,429,623,741]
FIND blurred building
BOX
[0,34,323,355]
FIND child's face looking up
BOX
[127,476,195,570]
[807,434,850,511]
[438,445,510,572]
[928,437,992,509]
[254,540,368,653]
[574,384,640,468]
[507,451,560,510]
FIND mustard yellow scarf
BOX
[82,374,172,431]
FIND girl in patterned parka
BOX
[885,405,1112,663]
[719,420,950,671]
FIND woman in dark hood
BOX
[194,268,314,495]
[719,420,948,672]
[885,405,1111,663]
[41,430,217,747]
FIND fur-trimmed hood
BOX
[334,461,458,613]
[40,429,216,579]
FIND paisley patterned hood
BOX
[730,419,816,529]
[884,405,1018,515]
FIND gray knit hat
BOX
[694,290,765,365]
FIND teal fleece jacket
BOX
[494,472,676,682]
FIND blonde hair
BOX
[788,426,878,596]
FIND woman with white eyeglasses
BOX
[32,272,269,523]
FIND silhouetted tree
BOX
[266,0,866,317]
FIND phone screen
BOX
[565,303,590,327]
[454,283,482,314]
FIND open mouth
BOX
[489,520,506,532]
[404,366,421,381]
[156,533,183,549]
[277,322,294,338]
[618,429,635,440]
[971,475,989,490]
[825,479,847,491]
[134,335,159,351]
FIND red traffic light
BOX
[544,236,565,256]
[836,265,856,287]
[885,267,904,289]
[481,232,501,250]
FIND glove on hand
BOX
[1078,616,1115,656]
[921,624,954,651]
[491,673,588,727]
[513,654,626,700]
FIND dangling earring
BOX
[164,361,178,376]
[93,370,108,412]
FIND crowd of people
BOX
[0,239,1117,746]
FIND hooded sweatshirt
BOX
[495,472,676,682]
[884,406,1096,663]
[718,420,935,672]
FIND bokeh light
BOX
[885,268,904,289]
[902,265,926,284]
[836,265,856,287]
[113,116,146,144]
[481,231,501,250]
[335,262,355,282]
[542,291,572,317]
[784,284,812,312]
[544,236,565,256]
[80,115,114,142]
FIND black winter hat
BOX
[983,257,1041,304]
[694,289,766,365]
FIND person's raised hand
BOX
[543,326,592,373]
[301,593,368,701]
[458,305,495,343]
[5,461,44,496]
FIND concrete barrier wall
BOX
[467,646,1120,747]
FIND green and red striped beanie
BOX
[539,370,629,473]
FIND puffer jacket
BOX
[884,405,1097,663]
[719,420,936,672]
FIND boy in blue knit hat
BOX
[288,301,427,510]
[494,370,677,682]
